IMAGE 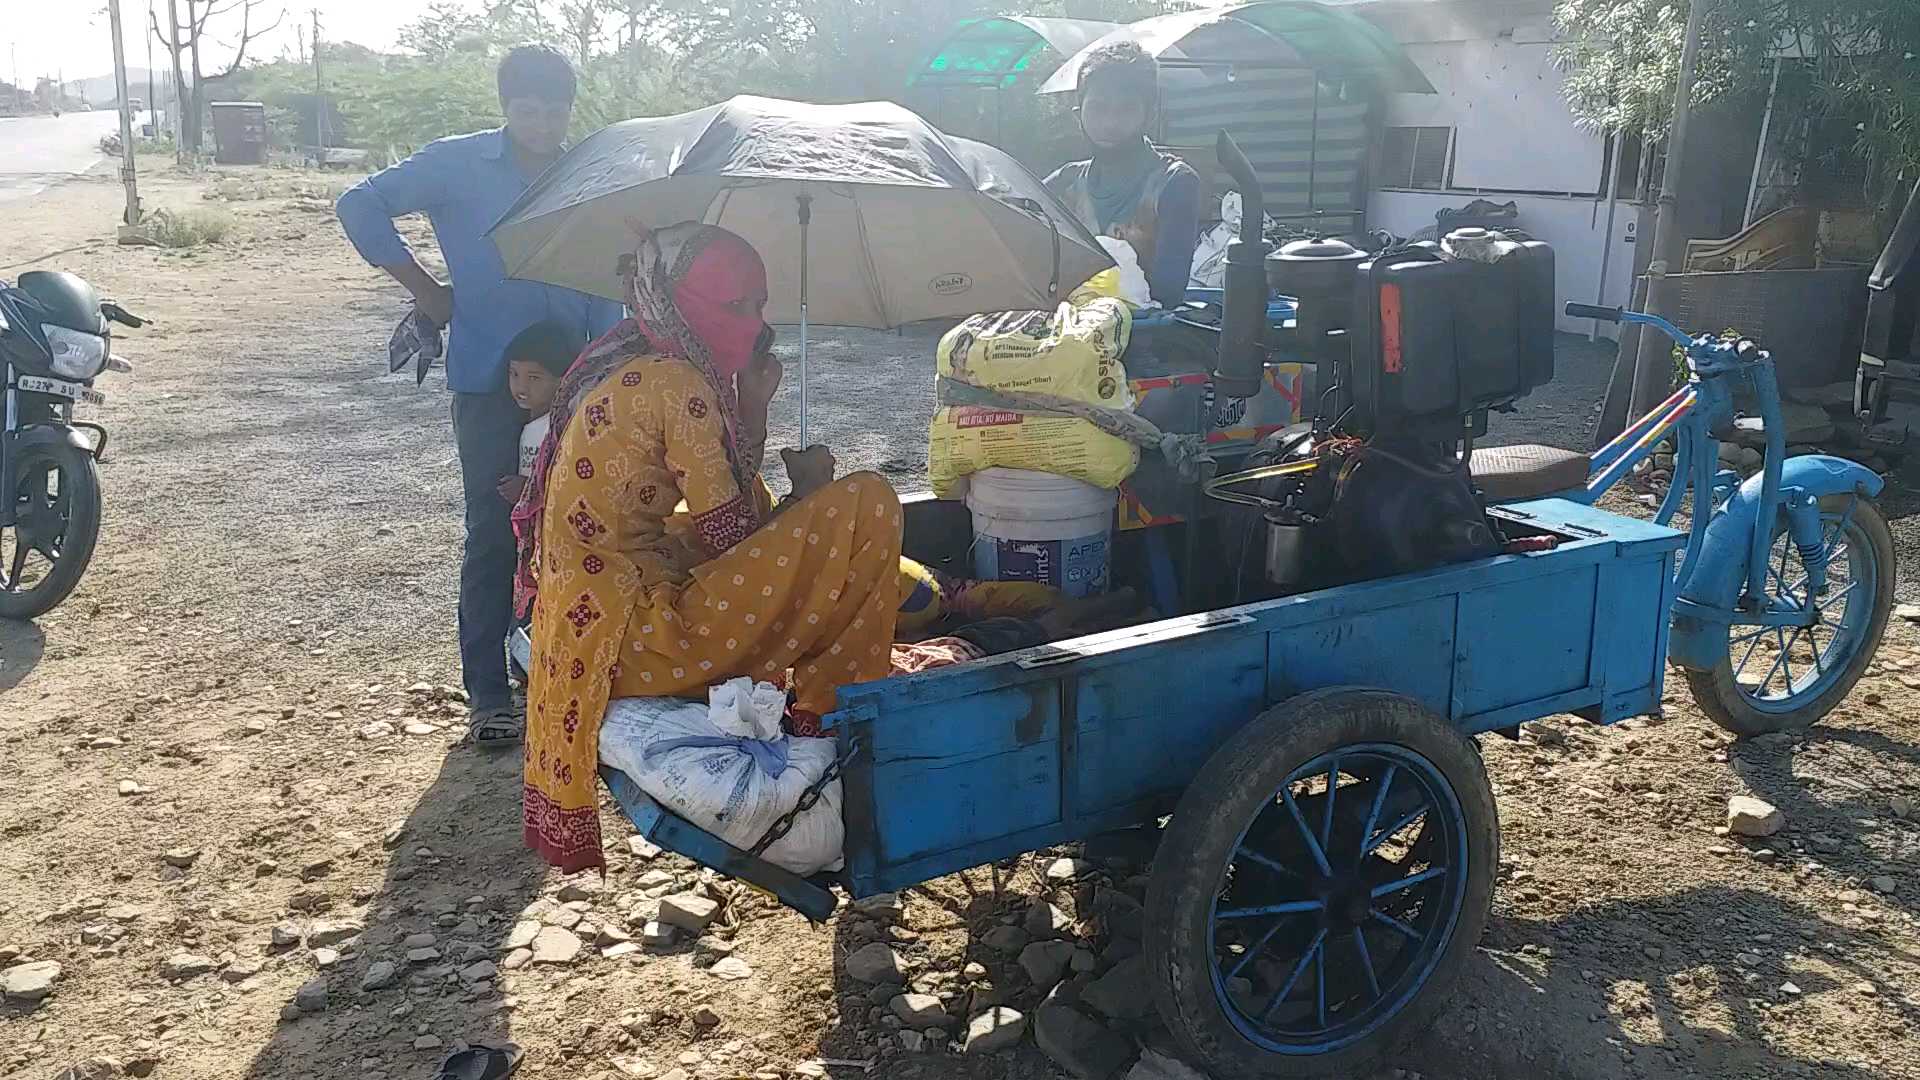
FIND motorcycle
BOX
[0,271,141,619]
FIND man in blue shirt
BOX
[337,44,621,741]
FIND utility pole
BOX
[166,0,186,161]
[312,8,326,160]
[147,0,156,128]
[108,0,144,234]
[1625,0,1710,422]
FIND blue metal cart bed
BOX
[597,136,1894,1077]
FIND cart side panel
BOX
[1595,550,1675,721]
[866,683,1063,865]
[1070,630,1268,818]
[1266,595,1459,715]
[1454,568,1599,715]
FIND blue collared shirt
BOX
[336,128,623,394]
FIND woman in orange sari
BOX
[512,222,904,873]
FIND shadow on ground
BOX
[240,747,543,1080]
[0,618,46,694]
[1412,884,1912,1080]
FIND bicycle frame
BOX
[1561,310,1818,629]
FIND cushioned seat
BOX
[1470,443,1590,502]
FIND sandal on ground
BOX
[438,1043,523,1080]
[468,704,525,749]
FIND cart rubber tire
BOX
[1145,687,1498,1079]
[1684,495,1896,738]
[0,441,101,622]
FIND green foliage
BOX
[227,0,1188,168]
[1552,0,1920,188]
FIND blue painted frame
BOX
[606,497,1680,915]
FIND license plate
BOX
[15,375,105,405]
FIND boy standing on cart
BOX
[1045,40,1203,309]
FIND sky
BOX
[0,0,442,87]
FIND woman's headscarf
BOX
[510,222,769,614]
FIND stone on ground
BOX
[306,918,364,948]
[890,993,952,1028]
[964,1006,1026,1055]
[1081,955,1153,1020]
[981,925,1029,953]
[1035,1002,1134,1079]
[1726,795,1784,837]
[161,953,217,981]
[709,956,753,980]
[1046,858,1094,884]
[360,961,399,991]
[530,926,584,965]
[1,960,62,1002]
[293,977,328,1013]
[1025,901,1073,939]
[505,920,540,950]
[657,892,720,933]
[845,942,906,984]
[1020,940,1076,989]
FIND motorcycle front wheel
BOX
[1684,495,1897,737]
[0,441,102,621]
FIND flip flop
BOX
[468,705,525,750]
[438,1043,524,1080]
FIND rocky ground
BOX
[3,163,1920,1080]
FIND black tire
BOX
[1145,688,1498,1079]
[1684,495,1896,737]
[0,441,102,621]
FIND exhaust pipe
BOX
[1212,131,1271,400]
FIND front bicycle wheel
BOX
[1685,495,1896,736]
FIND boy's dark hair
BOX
[1080,40,1159,110]
[497,44,576,106]
[505,322,579,378]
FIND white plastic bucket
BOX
[964,467,1117,598]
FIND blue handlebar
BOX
[1562,301,1696,349]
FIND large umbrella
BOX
[488,95,1112,443]
[1036,1,1434,96]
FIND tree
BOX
[559,1,607,66]
[397,2,490,58]
[1552,0,1920,197]
[152,0,284,151]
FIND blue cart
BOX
[606,494,1687,1076]
[602,132,1894,1072]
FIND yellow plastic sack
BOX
[929,296,1138,497]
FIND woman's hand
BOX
[781,445,837,499]
[737,348,783,416]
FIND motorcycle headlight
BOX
[44,325,108,380]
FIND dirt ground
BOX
[3,163,1920,1080]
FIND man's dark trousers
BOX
[451,387,526,712]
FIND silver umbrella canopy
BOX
[488,95,1112,442]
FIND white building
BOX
[1345,0,1643,338]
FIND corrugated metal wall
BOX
[1160,68,1373,234]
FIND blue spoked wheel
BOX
[1685,495,1897,737]
[1146,689,1497,1078]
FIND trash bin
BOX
[209,101,268,165]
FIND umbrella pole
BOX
[798,193,812,447]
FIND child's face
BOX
[508,359,561,416]
[1079,83,1151,149]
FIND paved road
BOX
[0,110,148,204]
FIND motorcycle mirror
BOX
[101,301,146,328]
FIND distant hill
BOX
[66,69,180,106]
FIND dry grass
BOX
[144,206,231,248]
